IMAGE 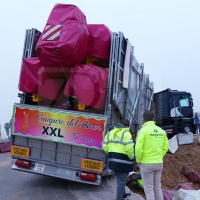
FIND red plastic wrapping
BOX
[36,4,89,70]
[87,24,112,61]
[181,165,200,183]
[19,57,66,100]
[64,64,108,109]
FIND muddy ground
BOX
[128,135,200,198]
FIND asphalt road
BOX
[0,152,144,200]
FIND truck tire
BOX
[183,123,192,133]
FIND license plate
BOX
[56,168,71,176]
[81,158,103,173]
[33,163,45,172]
[11,145,30,158]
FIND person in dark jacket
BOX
[103,119,134,200]
[194,112,200,134]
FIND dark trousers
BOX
[195,125,200,134]
[115,171,127,200]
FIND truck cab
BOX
[153,88,195,136]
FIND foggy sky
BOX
[1,0,200,137]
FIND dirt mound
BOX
[129,135,200,198]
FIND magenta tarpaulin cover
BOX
[64,64,108,109]
[162,190,177,200]
[19,57,66,100]
[181,165,200,183]
[174,182,195,190]
[162,182,195,200]
[0,142,11,153]
[19,57,42,93]
[36,4,89,70]
[37,78,66,100]
[87,24,111,61]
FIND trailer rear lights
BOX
[79,172,97,181]
[15,159,31,169]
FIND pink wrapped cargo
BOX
[64,64,108,109]
[19,57,42,94]
[37,77,66,100]
[19,57,66,100]
[87,24,112,61]
[36,4,89,70]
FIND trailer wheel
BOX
[183,123,192,133]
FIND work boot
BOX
[123,193,131,200]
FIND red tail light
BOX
[15,159,31,168]
[79,172,97,182]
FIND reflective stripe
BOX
[107,131,110,142]
[124,141,134,146]
[104,130,133,147]
[105,141,124,145]
[107,130,128,145]
[105,140,133,145]
[42,25,62,41]
[120,130,127,143]
[102,141,109,145]
[108,158,133,164]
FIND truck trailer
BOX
[10,4,153,186]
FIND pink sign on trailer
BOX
[12,104,107,149]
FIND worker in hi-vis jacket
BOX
[135,111,169,200]
[103,119,134,200]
